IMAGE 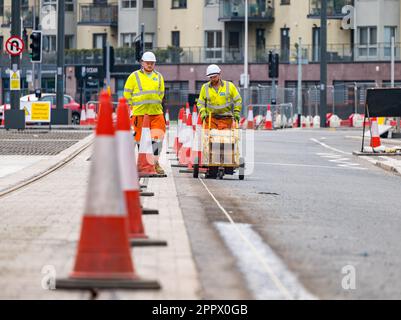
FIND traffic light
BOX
[29,31,42,63]
[134,36,144,62]
[268,51,279,79]
[103,46,115,72]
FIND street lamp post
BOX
[243,0,249,110]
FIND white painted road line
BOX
[215,222,316,300]
[199,178,316,300]
[310,138,351,155]
[252,162,365,171]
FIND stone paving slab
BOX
[0,133,201,300]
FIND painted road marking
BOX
[310,138,350,155]
[199,178,316,300]
[215,222,316,300]
[252,161,365,171]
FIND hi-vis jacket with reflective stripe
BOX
[197,80,242,117]
[123,69,165,116]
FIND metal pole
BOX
[391,36,400,133]
[106,41,110,90]
[32,0,36,93]
[297,37,303,120]
[320,0,327,128]
[244,0,249,106]
[10,0,21,111]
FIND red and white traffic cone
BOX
[179,112,192,165]
[173,108,184,156]
[192,105,198,131]
[185,102,190,117]
[80,107,87,126]
[247,106,254,130]
[137,114,158,177]
[369,117,384,152]
[191,113,203,168]
[87,103,96,125]
[264,105,273,130]
[56,91,160,290]
[116,98,167,247]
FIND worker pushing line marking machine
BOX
[193,64,245,180]
[193,112,245,180]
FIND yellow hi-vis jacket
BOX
[197,80,242,117]
[123,69,165,116]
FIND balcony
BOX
[219,0,274,22]
[0,6,33,28]
[308,0,354,19]
[78,3,118,27]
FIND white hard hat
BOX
[142,51,156,62]
[206,64,221,77]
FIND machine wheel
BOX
[193,158,199,178]
[239,157,245,181]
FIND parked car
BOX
[0,94,83,125]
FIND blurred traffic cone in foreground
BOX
[264,105,273,130]
[174,108,184,157]
[192,105,198,130]
[137,114,158,177]
[247,106,254,129]
[56,91,160,290]
[116,98,167,247]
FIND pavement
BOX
[0,127,200,299]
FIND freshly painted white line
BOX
[215,222,316,300]
[198,178,294,300]
[252,161,364,171]
[310,138,351,155]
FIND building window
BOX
[43,35,56,52]
[172,31,180,47]
[165,81,189,105]
[145,33,154,50]
[205,0,218,5]
[358,26,377,58]
[122,0,136,8]
[121,33,136,47]
[205,31,222,62]
[93,33,107,49]
[143,0,155,8]
[281,0,290,4]
[384,26,397,57]
[65,35,74,49]
[65,0,73,11]
[172,0,187,9]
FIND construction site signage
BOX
[20,101,51,123]
[10,70,21,91]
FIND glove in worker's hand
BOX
[201,112,208,122]
[234,113,241,123]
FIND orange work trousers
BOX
[208,117,234,130]
[131,114,166,142]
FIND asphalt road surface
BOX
[173,128,401,300]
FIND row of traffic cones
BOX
[243,105,273,130]
[79,104,97,126]
[57,92,167,291]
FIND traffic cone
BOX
[179,113,192,165]
[175,108,184,157]
[192,113,203,167]
[185,102,190,117]
[116,98,167,247]
[192,105,198,130]
[247,106,254,129]
[87,103,96,125]
[137,115,158,177]
[264,105,273,130]
[80,107,87,126]
[56,91,160,290]
[370,117,383,149]
[165,108,170,128]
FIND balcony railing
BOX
[219,0,274,22]
[0,6,33,28]
[78,3,118,26]
[1,43,399,68]
[308,0,354,18]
